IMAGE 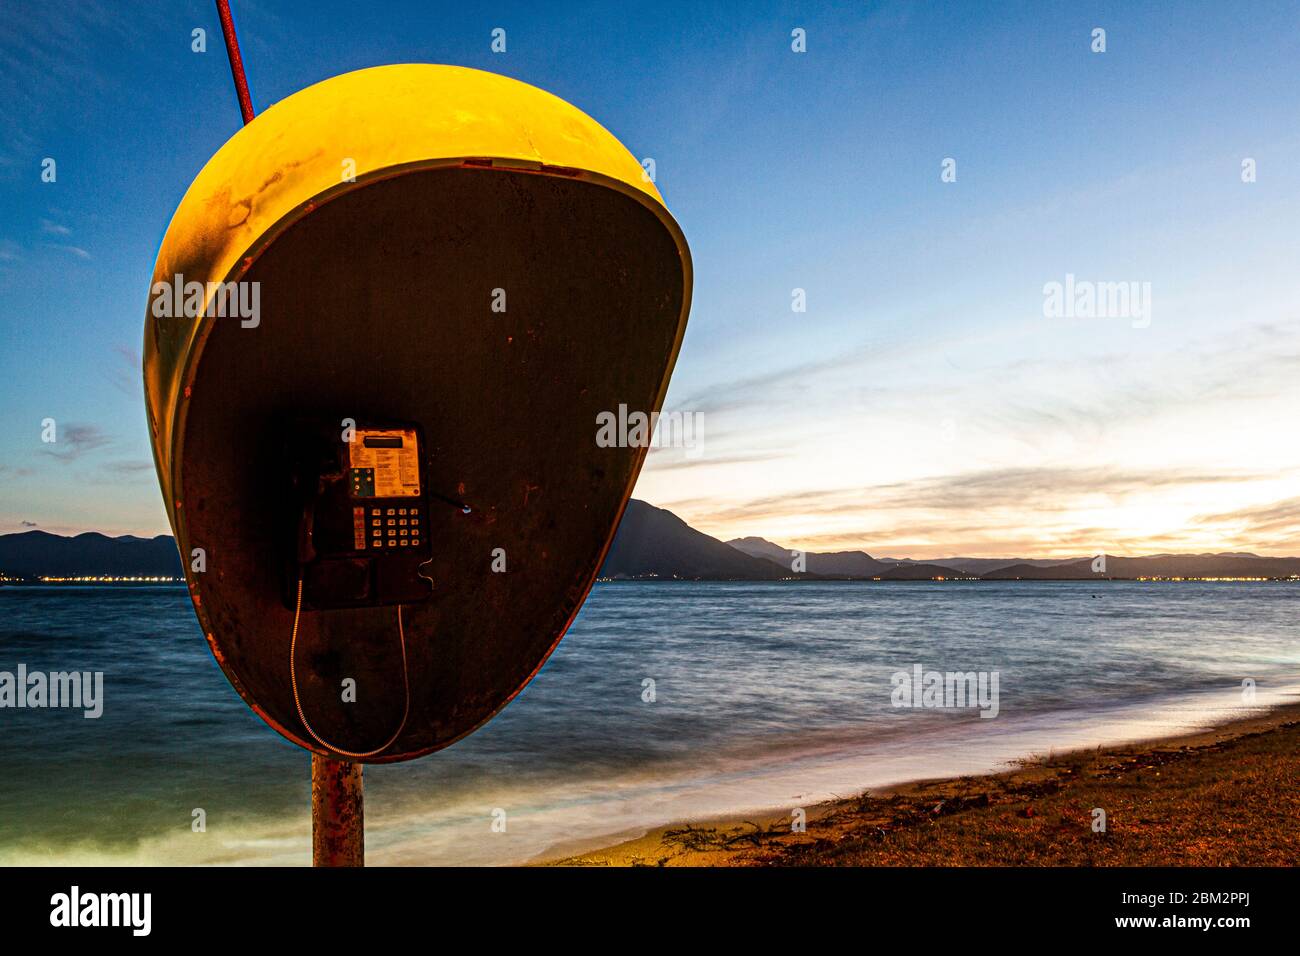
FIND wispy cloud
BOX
[40,423,110,461]
[864,466,1265,514]
[644,449,788,472]
[100,460,153,476]
[1192,496,1300,550]
[669,331,919,418]
[46,243,91,260]
[654,464,1289,557]
[0,2,174,168]
[106,345,141,399]
[666,466,1262,524]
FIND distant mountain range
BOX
[726,536,970,580]
[0,531,183,578]
[4,501,1299,582]
[979,554,1300,580]
[724,532,1300,581]
[599,501,796,580]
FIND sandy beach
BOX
[544,701,1300,866]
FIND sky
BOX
[2,1,1299,557]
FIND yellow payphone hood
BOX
[145,62,688,520]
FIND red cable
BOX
[215,0,255,125]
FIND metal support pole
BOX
[311,754,364,866]
[214,0,256,125]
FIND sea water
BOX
[1,581,1296,865]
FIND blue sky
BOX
[3,1,1300,556]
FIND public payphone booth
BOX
[143,63,692,862]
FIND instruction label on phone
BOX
[350,428,420,497]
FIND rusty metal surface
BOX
[162,167,687,761]
[311,755,363,866]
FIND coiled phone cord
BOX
[289,577,411,758]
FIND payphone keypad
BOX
[287,420,432,611]
[367,506,423,549]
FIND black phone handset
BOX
[283,419,436,758]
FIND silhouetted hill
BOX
[727,536,967,579]
[729,536,1300,581]
[874,562,970,580]
[0,530,182,577]
[599,502,797,580]
[982,553,1300,580]
[882,556,1081,574]
[727,536,892,576]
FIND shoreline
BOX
[541,699,1300,866]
